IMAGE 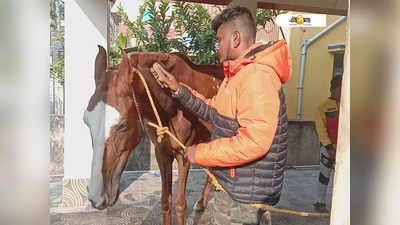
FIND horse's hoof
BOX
[193,200,206,212]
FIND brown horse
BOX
[84,46,222,225]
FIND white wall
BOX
[64,0,107,179]
[111,0,145,21]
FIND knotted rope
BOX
[132,65,330,217]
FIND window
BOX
[332,53,344,77]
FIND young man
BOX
[314,75,342,212]
[152,6,292,224]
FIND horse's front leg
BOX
[169,110,195,225]
[155,144,174,225]
[174,152,191,225]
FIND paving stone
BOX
[50,168,332,225]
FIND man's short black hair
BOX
[330,75,342,89]
[212,6,256,40]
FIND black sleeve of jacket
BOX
[174,86,239,138]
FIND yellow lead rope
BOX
[131,67,168,143]
[132,66,330,217]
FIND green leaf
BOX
[112,0,218,64]
[50,55,65,84]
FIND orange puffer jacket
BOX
[180,40,292,167]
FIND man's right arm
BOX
[173,84,216,123]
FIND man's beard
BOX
[220,53,235,64]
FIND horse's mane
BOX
[108,52,224,81]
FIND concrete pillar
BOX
[330,6,350,225]
[63,0,107,208]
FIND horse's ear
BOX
[94,45,107,86]
[120,48,131,68]
[119,49,132,83]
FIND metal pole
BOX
[308,16,347,45]
[106,0,111,68]
[296,41,308,119]
[52,75,56,114]
[62,82,65,115]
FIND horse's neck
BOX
[172,61,222,98]
[134,67,177,119]
[172,53,224,81]
[193,64,224,81]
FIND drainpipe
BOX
[296,16,347,120]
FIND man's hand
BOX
[184,145,197,165]
[326,144,336,161]
[151,62,180,92]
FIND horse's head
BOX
[83,46,143,209]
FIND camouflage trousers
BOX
[317,145,335,204]
[210,190,272,225]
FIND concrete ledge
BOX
[51,115,321,172]
[99,120,322,171]
[287,120,320,166]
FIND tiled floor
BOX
[50,168,332,225]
